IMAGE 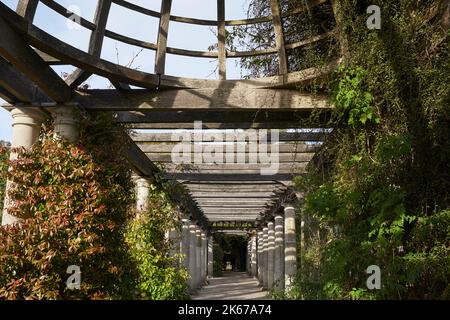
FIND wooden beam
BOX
[0,17,72,102]
[66,0,112,88]
[270,0,288,75]
[154,0,172,75]
[164,172,298,180]
[217,0,226,79]
[147,152,315,163]
[16,0,38,22]
[77,88,331,111]
[117,110,328,125]
[125,122,313,129]
[0,56,51,103]
[133,131,325,142]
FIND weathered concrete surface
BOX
[191,272,271,300]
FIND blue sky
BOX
[0,0,251,141]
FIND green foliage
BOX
[213,243,224,277]
[0,145,8,210]
[0,116,136,299]
[291,0,450,300]
[333,67,380,126]
[125,184,189,300]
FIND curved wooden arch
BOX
[1,0,337,90]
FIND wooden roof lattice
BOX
[0,0,340,230]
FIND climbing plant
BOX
[240,0,449,299]
[0,145,8,211]
[125,182,189,300]
[0,114,136,299]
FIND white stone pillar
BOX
[251,234,257,277]
[257,230,263,285]
[284,205,297,293]
[195,228,202,288]
[188,223,197,291]
[201,231,207,284]
[52,106,79,143]
[267,222,275,289]
[168,227,180,263]
[207,236,213,277]
[135,177,150,213]
[262,226,269,290]
[274,215,285,291]
[2,107,47,226]
[181,219,190,270]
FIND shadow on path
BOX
[191,272,271,300]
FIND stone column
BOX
[257,230,263,285]
[207,236,213,277]
[274,214,285,291]
[262,226,269,290]
[52,106,79,143]
[284,205,297,293]
[2,107,47,226]
[168,227,180,262]
[181,219,190,269]
[267,222,275,289]
[195,228,202,288]
[135,177,150,213]
[251,234,257,277]
[188,223,198,291]
[201,231,207,284]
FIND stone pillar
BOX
[251,234,257,277]
[284,205,297,293]
[274,214,285,291]
[135,177,150,213]
[201,231,207,284]
[2,107,47,226]
[168,227,180,262]
[188,223,198,291]
[181,219,190,269]
[257,230,263,285]
[195,228,202,288]
[262,226,269,290]
[52,106,79,143]
[207,236,213,277]
[267,222,275,289]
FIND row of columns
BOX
[1,105,214,295]
[2,106,78,226]
[135,178,213,293]
[247,204,297,295]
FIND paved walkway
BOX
[191,272,271,300]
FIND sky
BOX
[0,0,253,141]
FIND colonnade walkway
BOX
[192,272,271,300]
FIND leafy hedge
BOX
[0,115,188,299]
[125,183,189,300]
[290,0,450,300]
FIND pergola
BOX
[0,0,339,294]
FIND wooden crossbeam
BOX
[147,153,315,163]
[0,56,51,103]
[66,0,112,88]
[217,0,226,79]
[138,142,320,153]
[117,111,326,125]
[270,0,288,75]
[16,0,38,22]
[133,131,326,142]
[155,0,172,75]
[77,88,330,111]
[0,16,72,102]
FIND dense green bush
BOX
[0,145,8,210]
[291,0,450,300]
[213,243,224,277]
[0,119,136,299]
[125,183,189,300]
